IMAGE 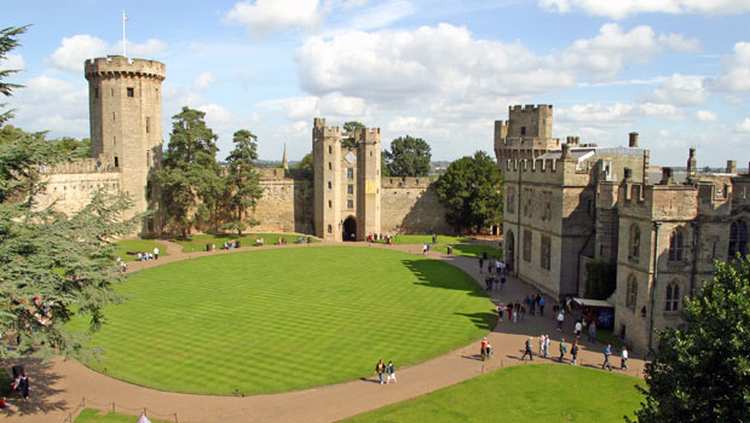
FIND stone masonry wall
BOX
[380,177,451,234]
[251,178,313,234]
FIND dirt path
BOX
[2,241,645,423]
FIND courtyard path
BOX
[3,241,646,423]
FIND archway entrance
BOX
[506,230,515,273]
[343,216,357,241]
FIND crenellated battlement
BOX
[44,158,118,175]
[510,104,554,112]
[85,55,165,81]
[382,176,434,189]
[312,117,343,142]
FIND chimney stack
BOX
[561,143,571,159]
[628,132,639,148]
[624,167,633,181]
[660,167,674,185]
[727,160,737,174]
[686,148,697,182]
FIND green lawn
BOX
[75,409,172,423]
[174,232,318,253]
[69,247,494,395]
[377,234,503,258]
[347,364,644,423]
[114,239,168,262]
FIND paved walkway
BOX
[2,241,645,423]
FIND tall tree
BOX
[434,151,503,233]
[384,135,431,177]
[223,129,263,236]
[157,107,221,237]
[1,26,137,357]
[631,258,750,423]
[51,136,92,159]
[341,121,364,150]
[0,26,28,125]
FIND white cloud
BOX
[639,102,681,118]
[737,117,750,133]
[50,34,168,72]
[194,72,216,90]
[716,42,750,92]
[7,75,88,136]
[225,0,321,35]
[346,0,415,31]
[260,93,368,120]
[198,103,234,126]
[652,74,706,106]
[557,103,636,124]
[50,34,107,72]
[0,53,25,70]
[560,23,700,78]
[539,0,750,19]
[695,110,717,121]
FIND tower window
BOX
[146,117,150,133]
[328,200,332,209]
[327,224,332,234]
[347,168,354,179]
[347,184,354,194]
[328,162,332,170]
[113,136,116,146]
[94,87,99,98]
[113,112,116,121]
[127,87,135,97]
[114,156,119,168]
[521,126,527,136]
[111,88,114,96]
[347,199,354,209]
[327,181,332,190]
[328,145,332,154]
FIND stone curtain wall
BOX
[251,178,314,234]
[38,171,121,213]
[380,177,451,235]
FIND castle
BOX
[37,55,451,239]
[496,104,750,353]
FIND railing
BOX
[60,397,179,423]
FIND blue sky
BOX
[3,0,750,166]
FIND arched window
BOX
[626,275,637,310]
[629,224,640,262]
[665,282,680,312]
[669,229,684,261]
[729,220,748,258]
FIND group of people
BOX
[136,247,160,262]
[504,335,629,370]
[2,366,30,408]
[496,295,545,323]
[374,359,397,384]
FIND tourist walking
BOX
[620,346,629,370]
[506,302,513,321]
[480,337,489,360]
[479,257,485,274]
[602,344,613,371]
[538,335,544,356]
[375,359,386,384]
[521,337,533,361]
[538,295,545,316]
[558,338,567,362]
[422,243,428,255]
[13,370,29,400]
[556,310,565,331]
[500,274,506,290]
[153,246,160,260]
[587,320,597,343]
[571,340,579,365]
[543,334,550,358]
[497,303,505,322]
[386,361,397,384]
[574,320,583,338]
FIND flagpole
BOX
[122,10,127,57]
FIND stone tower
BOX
[85,55,165,229]
[356,127,381,239]
[494,104,559,163]
[312,118,343,240]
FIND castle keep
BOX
[497,104,750,353]
[38,55,450,238]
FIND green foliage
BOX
[0,125,61,204]
[75,409,171,423]
[348,364,643,422]
[585,260,617,299]
[292,152,314,179]
[384,135,432,177]
[156,107,221,237]
[631,258,750,423]
[0,26,29,124]
[51,136,92,159]
[342,121,364,149]
[434,151,503,233]
[224,129,263,236]
[68,247,492,394]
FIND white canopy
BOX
[572,297,614,308]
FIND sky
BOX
[2,0,750,166]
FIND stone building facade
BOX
[38,55,449,238]
[497,104,750,353]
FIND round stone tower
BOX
[85,55,165,229]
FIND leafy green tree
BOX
[223,129,263,236]
[342,121,364,150]
[434,151,503,233]
[51,136,92,159]
[157,107,222,237]
[293,152,314,179]
[0,28,137,357]
[631,258,750,423]
[384,135,431,177]
[0,26,28,125]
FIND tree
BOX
[434,151,503,233]
[1,28,136,357]
[631,258,750,423]
[156,107,221,237]
[292,152,314,179]
[341,121,364,150]
[223,129,263,236]
[51,136,92,159]
[0,26,28,125]
[384,135,431,177]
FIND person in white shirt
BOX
[556,311,565,331]
[620,347,629,369]
[574,321,583,338]
[153,246,160,260]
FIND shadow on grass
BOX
[453,312,497,331]
[0,357,68,417]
